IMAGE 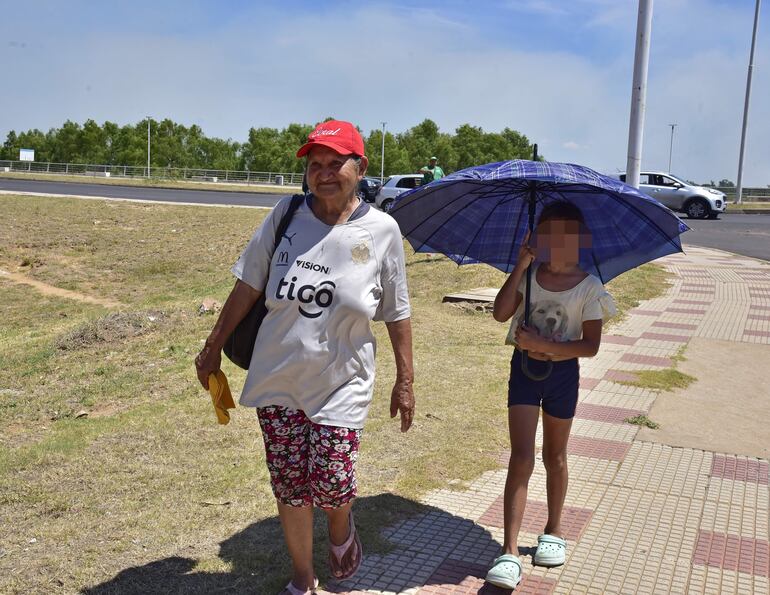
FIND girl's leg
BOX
[277,501,316,590]
[541,411,574,538]
[502,404,540,555]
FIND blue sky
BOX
[2,0,768,184]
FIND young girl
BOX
[485,203,615,589]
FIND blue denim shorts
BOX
[508,350,580,419]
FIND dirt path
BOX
[0,268,120,308]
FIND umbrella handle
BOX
[521,197,553,381]
[520,350,554,381]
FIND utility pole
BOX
[668,123,677,172]
[736,0,761,205]
[625,0,654,188]
[380,121,387,183]
[147,117,151,178]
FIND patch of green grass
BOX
[620,345,696,392]
[606,263,673,326]
[726,201,770,211]
[624,414,661,429]
[623,368,696,392]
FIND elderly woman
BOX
[195,120,415,595]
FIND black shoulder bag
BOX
[223,194,304,369]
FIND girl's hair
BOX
[537,202,586,226]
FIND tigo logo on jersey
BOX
[276,277,336,318]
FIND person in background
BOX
[419,156,444,185]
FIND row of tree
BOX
[0,118,535,176]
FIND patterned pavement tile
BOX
[417,559,557,595]
[687,565,770,595]
[567,435,630,461]
[619,353,673,367]
[602,370,639,383]
[478,496,593,542]
[602,335,638,345]
[693,530,770,577]
[574,402,645,424]
[652,320,699,330]
[578,377,601,391]
[581,389,656,413]
[613,442,712,499]
[628,309,663,316]
[570,418,638,443]
[666,307,707,315]
[701,496,770,541]
[673,299,712,306]
[711,455,769,485]
[639,331,691,342]
[557,486,701,595]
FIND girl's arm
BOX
[516,319,603,358]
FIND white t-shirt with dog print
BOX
[505,264,616,349]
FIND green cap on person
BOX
[430,156,437,161]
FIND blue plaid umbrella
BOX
[390,159,689,283]
[390,158,689,380]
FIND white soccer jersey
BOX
[231,196,411,428]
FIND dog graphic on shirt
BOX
[528,300,569,341]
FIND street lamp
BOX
[147,117,151,178]
[380,121,387,183]
[668,123,677,172]
[736,0,762,205]
[625,0,654,189]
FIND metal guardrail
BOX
[0,160,304,186]
[714,186,770,201]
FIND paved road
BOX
[0,177,284,208]
[2,178,768,261]
[683,214,770,262]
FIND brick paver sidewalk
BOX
[323,246,770,595]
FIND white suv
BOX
[617,172,727,219]
[375,174,424,212]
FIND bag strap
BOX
[271,194,304,255]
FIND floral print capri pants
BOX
[257,405,362,509]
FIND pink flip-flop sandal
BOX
[329,511,363,580]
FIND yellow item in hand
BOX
[208,370,236,425]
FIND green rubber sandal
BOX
[533,534,566,567]
[485,554,522,589]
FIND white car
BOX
[375,174,424,212]
[616,172,727,219]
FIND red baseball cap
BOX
[296,120,365,158]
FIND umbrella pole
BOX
[522,145,553,381]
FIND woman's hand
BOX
[195,340,222,390]
[390,377,415,432]
[515,324,547,353]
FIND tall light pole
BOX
[147,117,151,178]
[736,0,762,205]
[668,123,677,172]
[625,0,654,188]
[380,121,387,183]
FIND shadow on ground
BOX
[81,493,508,595]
